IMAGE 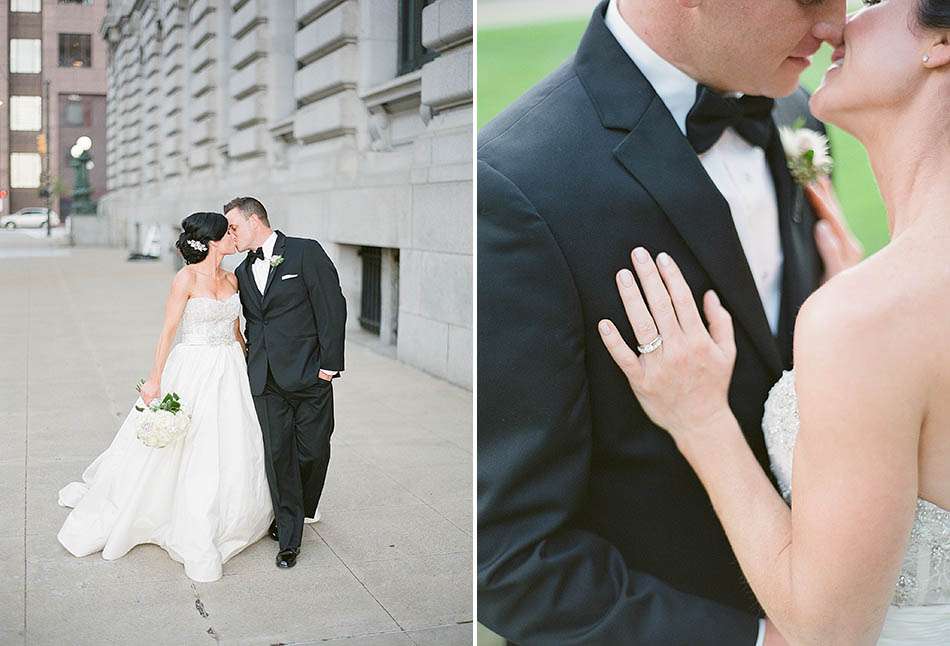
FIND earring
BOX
[923,54,930,63]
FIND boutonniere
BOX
[269,255,284,269]
[779,118,833,186]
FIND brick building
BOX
[1,0,107,219]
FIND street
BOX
[0,241,472,645]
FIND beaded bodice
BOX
[762,370,950,607]
[177,294,241,347]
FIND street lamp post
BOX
[70,136,96,215]
[44,81,51,237]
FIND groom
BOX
[225,197,346,569]
[479,1,855,644]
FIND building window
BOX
[11,0,41,12]
[59,0,94,5]
[10,154,42,189]
[398,0,436,76]
[10,40,42,74]
[358,246,383,335]
[59,34,92,68]
[63,98,88,127]
[10,96,42,131]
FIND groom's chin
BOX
[754,62,814,99]
[766,73,808,99]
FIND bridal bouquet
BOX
[134,380,191,448]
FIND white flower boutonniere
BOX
[779,118,833,187]
[269,255,284,269]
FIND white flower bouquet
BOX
[134,380,191,448]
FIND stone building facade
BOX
[98,0,472,389]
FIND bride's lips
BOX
[831,44,846,65]
[827,44,846,74]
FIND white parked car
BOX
[1,207,60,229]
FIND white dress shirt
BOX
[606,3,773,643]
[251,231,278,294]
[250,231,336,377]
[605,0,784,335]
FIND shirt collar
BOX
[604,0,698,135]
[259,231,277,258]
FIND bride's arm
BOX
[599,253,920,646]
[226,273,247,354]
[140,270,192,404]
[233,318,246,355]
[678,297,919,644]
[750,292,919,644]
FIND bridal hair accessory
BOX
[637,335,663,354]
[779,118,834,187]
[187,239,208,252]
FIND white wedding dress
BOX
[57,293,273,582]
[763,370,950,644]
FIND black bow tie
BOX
[249,247,265,263]
[685,85,775,154]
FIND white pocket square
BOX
[281,274,299,280]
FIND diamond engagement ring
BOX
[637,335,663,354]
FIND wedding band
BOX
[637,335,663,354]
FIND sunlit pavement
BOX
[0,244,472,645]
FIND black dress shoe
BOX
[276,547,299,569]
[268,520,279,541]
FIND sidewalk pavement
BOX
[0,246,472,645]
[477,0,598,28]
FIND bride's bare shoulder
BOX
[171,266,197,295]
[794,244,935,381]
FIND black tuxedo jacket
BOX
[237,230,347,396]
[477,3,825,644]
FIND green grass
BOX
[477,20,889,253]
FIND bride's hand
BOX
[597,248,736,442]
[139,378,161,406]
[807,176,863,282]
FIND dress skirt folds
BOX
[57,295,272,582]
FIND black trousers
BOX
[253,364,334,550]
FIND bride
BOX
[598,0,949,644]
[57,212,273,582]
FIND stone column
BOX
[160,0,187,180]
[187,0,220,172]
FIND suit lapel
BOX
[613,104,784,378]
[766,126,820,369]
[238,254,262,309]
[261,230,287,307]
[575,1,784,379]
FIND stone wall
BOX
[98,0,472,389]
